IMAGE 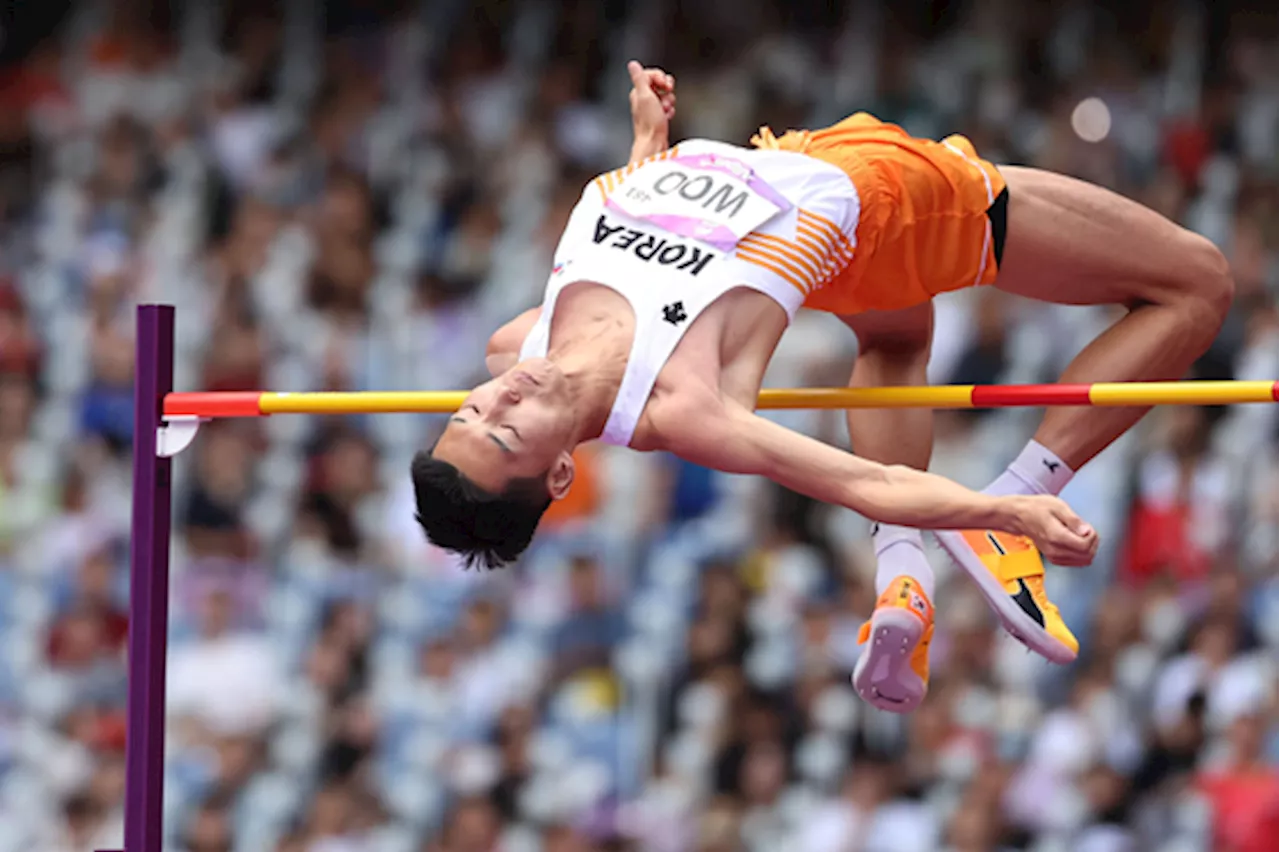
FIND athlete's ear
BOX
[546,451,575,501]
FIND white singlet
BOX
[519,140,862,447]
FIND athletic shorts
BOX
[751,112,1008,315]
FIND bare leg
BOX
[994,166,1234,469]
[924,166,1232,669]
[841,302,938,714]
[840,302,936,471]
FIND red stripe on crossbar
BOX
[970,384,1093,407]
[163,392,264,418]
[1273,381,1278,402]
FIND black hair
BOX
[410,451,551,570]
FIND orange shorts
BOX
[752,112,1007,315]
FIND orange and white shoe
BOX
[934,529,1079,664]
[852,576,934,714]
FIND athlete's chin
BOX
[512,358,565,392]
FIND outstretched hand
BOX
[1011,495,1098,566]
[627,60,676,144]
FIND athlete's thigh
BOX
[993,166,1222,307]
[837,301,934,354]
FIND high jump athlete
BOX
[413,63,1231,713]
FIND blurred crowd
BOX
[0,1,1274,851]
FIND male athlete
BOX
[413,62,1232,713]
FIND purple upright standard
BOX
[103,305,176,852]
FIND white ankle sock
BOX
[985,439,1075,497]
[872,524,936,599]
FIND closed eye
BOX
[449,405,513,454]
[502,425,521,439]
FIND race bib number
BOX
[606,153,790,251]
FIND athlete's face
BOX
[432,359,577,496]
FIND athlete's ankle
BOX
[984,439,1075,497]
[872,524,936,599]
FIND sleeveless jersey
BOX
[519,139,861,447]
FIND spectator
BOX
[180,421,255,558]
[47,549,127,664]
[552,557,625,682]
[0,3,1271,851]
[433,796,501,852]
[167,587,279,740]
[180,795,234,852]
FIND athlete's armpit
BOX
[486,307,541,376]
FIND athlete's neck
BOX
[547,316,631,445]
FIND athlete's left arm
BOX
[662,402,1098,566]
[627,61,676,164]
[485,308,540,376]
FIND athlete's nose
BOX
[499,387,521,405]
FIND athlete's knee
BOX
[1183,234,1234,324]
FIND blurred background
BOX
[0,0,1274,850]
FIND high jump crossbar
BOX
[109,304,1280,852]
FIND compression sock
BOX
[984,439,1075,497]
[872,524,936,599]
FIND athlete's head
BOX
[412,359,577,569]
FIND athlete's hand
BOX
[1007,495,1098,567]
[627,60,676,145]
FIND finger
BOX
[1051,502,1094,538]
[1045,542,1091,568]
[631,71,663,105]
[1060,529,1097,566]
[627,60,645,86]
[1040,524,1090,566]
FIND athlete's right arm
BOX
[661,401,1098,566]
[627,61,675,164]
[485,308,541,376]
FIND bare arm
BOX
[485,308,541,376]
[664,402,1097,565]
[626,61,675,164]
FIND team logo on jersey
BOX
[662,302,688,326]
[592,215,716,276]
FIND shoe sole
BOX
[934,530,1077,664]
[851,607,927,714]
